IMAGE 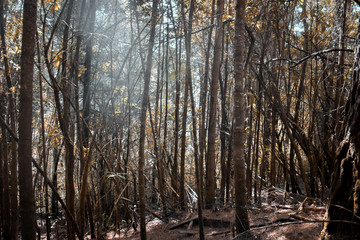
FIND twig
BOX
[170,24,216,39]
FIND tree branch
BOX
[291,48,353,68]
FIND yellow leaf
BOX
[51,2,60,13]
[55,56,61,68]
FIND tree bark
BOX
[205,0,224,209]
[0,1,18,237]
[233,0,250,234]
[138,0,158,238]
[321,16,360,239]
[199,0,215,208]
[179,0,189,209]
[18,0,37,239]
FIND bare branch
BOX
[291,48,353,68]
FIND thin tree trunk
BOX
[59,1,76,239]
[219,23,229,204]
[1,94,10,240]
[246,105,253,200]
[37,38,51,240]
[183,0,204,237]
[199,0,215,207]
[206,0,224,209]
[0,1,18,237]
[179,0,189,209]
[138,0,158,238]
[172,29,181,202]
[79,0,96,237]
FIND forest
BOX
[1,0,360,239]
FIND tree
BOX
[18,0,37,239]
[205,0,224,209]
[321,9,360,238]
[179,0,190,209]
[233,0,250,234]
[138,0,158,238]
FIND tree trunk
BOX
[199,0,215,208]
[1,93,11,240]
[179,0,189,209]
[0,1,18,237]
[219,25,229,204]
[138,0,158,238]
[18,0,37,239]
[172,29,181,203]
[60,1,76,239]
[183,0,204,237]
[79,0,96,237]
[205,0,224,209]
[233,0,250,234]
[321,15,360,239]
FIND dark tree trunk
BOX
[18,0,37,239]
[233,0,250,234]
[205,0,224,209]
[1,93,10,240]
[138,0,158,238]
[0,1,18,237]
[199,0,215,208]
[321,17,360,240]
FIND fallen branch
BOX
[233,219,360,239]
[207,230,231,236]
[178,229,197,235]
[169,217,198,230]
[289,214,313,221]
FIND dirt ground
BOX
[42,187,326,239]
[114,188,326,240]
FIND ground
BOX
[42,187,326,239]
[112,188,326,240]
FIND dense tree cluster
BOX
[0,0,360,239]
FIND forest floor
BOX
[110,187,326,240]
[42,187,326,239]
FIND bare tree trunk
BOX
[0,2,18,237]
[138,0,158,238]
[37,39,51,240]
[179,0,189,209]
[0,125,3,236]
[219,23,230,204]
[172,30,181,202]
[59,1,76,239]
[182,0,204,237]
[205,0,224,209]
[321,13,360,239]
[199,0,215,208]
[79,0,96,238]
[1,93,10,240]
[18,0,37,239]
[233,0,250,234]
